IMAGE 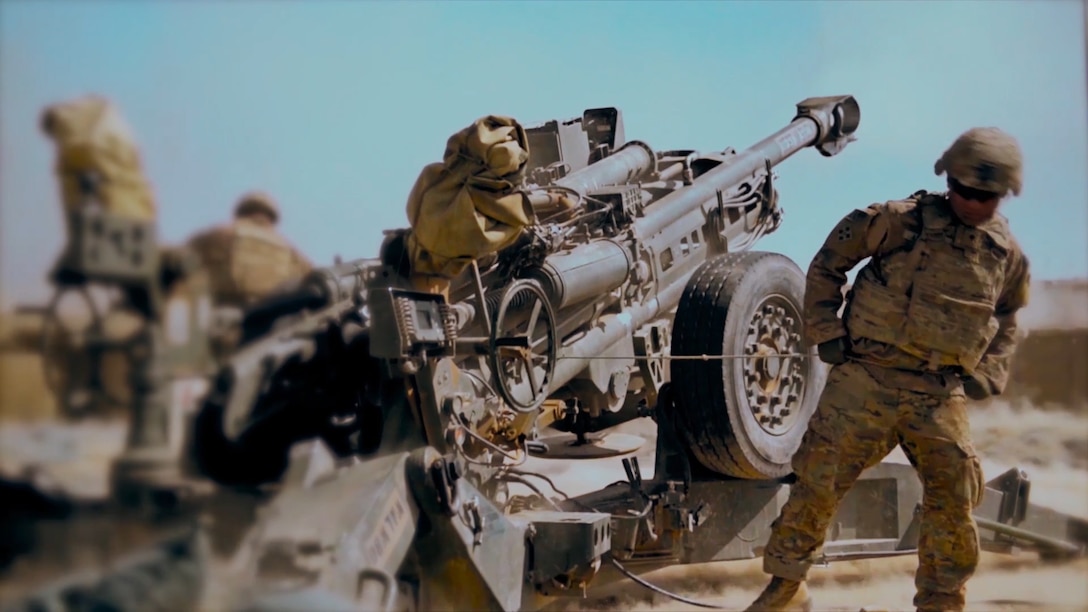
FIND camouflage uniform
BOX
[185,191,313,309]
[749,128,1031,612]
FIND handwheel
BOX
[488,279,558,413]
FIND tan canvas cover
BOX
[405,115,536,280]
[39,95,157,221]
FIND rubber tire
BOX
[669,251,825,480]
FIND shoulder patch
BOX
[832,208,874,241]
[826,207,879,253]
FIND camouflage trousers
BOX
[762,360,985,612]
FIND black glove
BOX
[960,374,992,401]
[817,337,850,365]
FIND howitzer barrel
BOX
[545,96,860,392]
[240,257,377,342]
[553,141,657,195]
[635,95,860,239]
[552,274,687,387]
[530,240,632,310]
[304,257,377,305]
[525,97,859,316]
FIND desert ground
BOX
[0,280,1085,611]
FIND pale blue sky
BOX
[2,1,1086,309]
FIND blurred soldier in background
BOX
[748,127,1032,612]
[184,191,312,355]
[185,191,313,310]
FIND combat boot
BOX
[745,577,813,611]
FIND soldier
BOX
[746,127,1031,612]
[185,190,313,310]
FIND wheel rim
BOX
[741,294,807,436]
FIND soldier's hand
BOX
[960,374,992,401]
[817,337,850,365]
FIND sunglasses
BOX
[948,178,1000,202]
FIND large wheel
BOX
[670,251,825,480]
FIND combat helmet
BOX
[934,127,1023,197]
[234,190,280,223]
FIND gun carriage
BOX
[9,95,1087,612]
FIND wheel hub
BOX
[743,299,807,436]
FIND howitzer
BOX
[194,97,858,486]
[130,95,1088,611]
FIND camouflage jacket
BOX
[185,217,313,309]
[805,191,1030,395]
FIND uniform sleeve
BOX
[293,247,314,275]
[184,227,227,268]
[972,247,1031,395]
[803,203,897,346]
